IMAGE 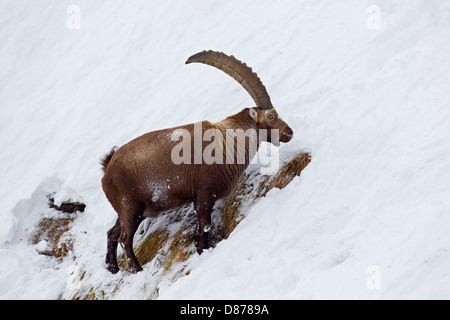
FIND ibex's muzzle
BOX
[280,126,294,143]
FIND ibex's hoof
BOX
[130,265,143,273]
[196,244,210,255]
[106,264,119,274]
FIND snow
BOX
[1,0,450,299]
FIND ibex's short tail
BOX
[100,146,118,173]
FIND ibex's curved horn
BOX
[186,50,273,110]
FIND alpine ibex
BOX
[101,50,293,273]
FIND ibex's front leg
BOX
[194,193,215,254]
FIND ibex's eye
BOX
[267,114,274,120]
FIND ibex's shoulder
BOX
[201,120,215,128]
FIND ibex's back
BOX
[102,51,293,274]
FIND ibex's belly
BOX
[142,183,192,217]
[138,168,195,216]
[141,169,234,218]
[143,196,192,217]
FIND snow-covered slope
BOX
[1,0,450,299]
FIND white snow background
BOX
[1,0,450,299]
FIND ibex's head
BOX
[186,50,293,146]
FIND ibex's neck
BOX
[214,109,260,180]
[219,109,257,132]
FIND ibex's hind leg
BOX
[105,218,121,274]
[120,200,145,273]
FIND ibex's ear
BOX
[249,108,259,123]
